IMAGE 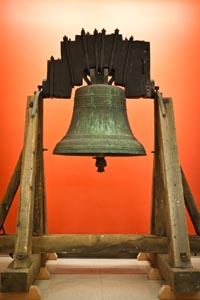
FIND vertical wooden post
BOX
[148,98,168,268]
[1,92,44,293]
[33,95,47,236]
[13,93,40,269]
[156,96,191,268]
[150,99,167,237]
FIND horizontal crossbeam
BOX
[0,234,199,258]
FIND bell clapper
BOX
[94,155,107,173]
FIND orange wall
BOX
[0,0,199,234]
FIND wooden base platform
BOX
[159,285,200,300]
[0,286,41,300]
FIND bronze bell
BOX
[53,83,146,172]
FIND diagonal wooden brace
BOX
[156,96,191,268]
[0,151,22,231]
[13,93,40,269]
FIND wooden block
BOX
[146,253,157,267]
[175,291,200,300]
[159,285,177,300]
[137,252,147,261]
[47,253,57,260]
[1,254,41,292]
[147,268,162,280]
[159,284,200,300]
[40,252,48,267]
[0,285,41,300]
[157,254,200,292]
[35,267,51,280]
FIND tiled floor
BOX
[36,258,163,300]
[0,256,200,299]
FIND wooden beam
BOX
[33,95,47,236]
[150,98,167,237]
[157,254,200,292]
[13,93,40,269]
[157,96,191,268]
[0,234,199,257]
[182,168,200,235]
[0,151,22,229]
[32,234,167,256]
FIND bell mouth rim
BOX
[53,152,146,157]
[53,138,146,157]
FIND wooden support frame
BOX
[0,90,199,296]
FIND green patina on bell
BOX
[53,71,146,172]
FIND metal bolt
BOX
[16,252,26,260]
[180,252,189,262]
